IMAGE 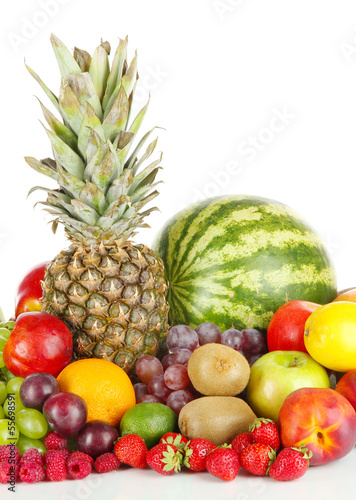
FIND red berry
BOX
[19,462,46,483]
[114,434,148,469]
[183,438,216,472]
[46,460,67,481]
[240,443,276,476]
[68,451,94,465]
[44,431,68,450]
[0,461,19,484]
[67,455,92,480]
[20,448,44,466]
[44,449,71,466]
[206,447,240,481]
[268,445,312,481]
[231,432,254,456]
[159,432,189,450]
[94,452,120,473]
[0,445,20,463]
[249,418,280,450]
[146,443,183,475]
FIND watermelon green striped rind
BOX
[153,195,337,333]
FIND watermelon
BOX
[153,195,337,332]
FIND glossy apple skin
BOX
[3,312,72,378]
[279,387,356,466]
[267,300,320,353]
[15,262,49,317]
[335,369,356,412]
[246,350,330,421]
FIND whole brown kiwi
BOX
[187,343,250,396]
[178,396,257,445]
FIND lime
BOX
[119,402,178,449]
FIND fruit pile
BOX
[1,33,356,491]
[132,322,267,414]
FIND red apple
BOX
[335,369,356,412]
[15,262,49,317]
[3,312,72,378]
[279,387,356,466]
[267,300,320,353]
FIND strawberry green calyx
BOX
[249,417,275,431]
[161,434,186,450]
[291,444,313,461]
[265,448,277,475]
[161,445,183,473]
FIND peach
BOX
[279,387,356,466]
[335,369,356,412]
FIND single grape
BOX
[148,374,172,402]
[7,377,24,396]
[163,364,190,391]
[248,354,265,366]
[17,435,47,456]
[136,355,164,384]
[241,329,267,356]
[166,325,199,353]
[15,408,48,439]
[137,394,162,403]
[0,381,7,406]
[133,382,148,401]
[0,407,5,419]
[0,418,20,445]
[20,372,60,411]
[195,322,222,345]
[166,389,195,415]
[4,394,25,417]
[221,328,245,351]
[77,421,119,458]
[43,392,87,437]
[172,348,192,366]
[161,353,175,371]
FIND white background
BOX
[1,1,356,497]
[1,0,356,318]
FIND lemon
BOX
[119,402,178,449]
[304,301,356,371]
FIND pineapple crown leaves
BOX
[25,34,163,245]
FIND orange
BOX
[57,359,136,427]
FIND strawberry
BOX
[230,432,254,456]
[146,443,183,475]
[114,434,147,469]
[268,445,312,481]
[205,446,240,481]
[240,443,276,475]
[249,418,280,450]
[159,432,189,450]
[183,438,216,472]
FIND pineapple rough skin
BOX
[42,242,169,374]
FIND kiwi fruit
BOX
[178,396,256,445]
[187,343,250,396]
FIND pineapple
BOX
[25,34,169,374]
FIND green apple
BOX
[246,350,330,421]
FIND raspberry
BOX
[68,451,94,465]
[67,455,92,480]
[44,431,68,450]
[0,444,20,463]
[94,453,120,473]
[44,450,68,481]
[0,460,19,484]
[19,462,46,483]
[20,448,44,466]
[46,461,68,482]
[44,449,71,466]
